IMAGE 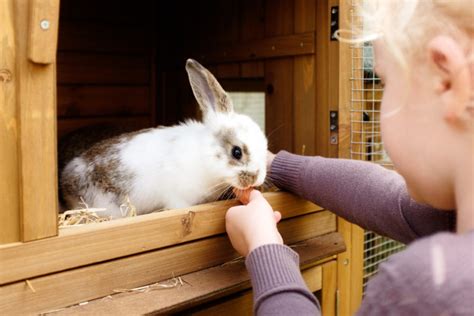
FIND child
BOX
[225,1,473,315]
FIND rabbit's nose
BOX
[238,171,258,188]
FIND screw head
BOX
[343,259,349,265]
[40,19,50,30]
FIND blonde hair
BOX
[336,0,474,70]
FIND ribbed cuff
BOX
[245,244,304,297]
[268,151,305,192]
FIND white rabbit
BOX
[59,59,268,218]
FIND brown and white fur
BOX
[59,59,268,218]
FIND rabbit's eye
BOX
[231,146,242,160]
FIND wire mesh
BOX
[349,0,405,295]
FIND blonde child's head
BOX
[349,0,474,70]
[339,0,473,230]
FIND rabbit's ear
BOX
[185,59,234,116]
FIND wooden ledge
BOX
[0,192,322,285]
[50,232,345,315]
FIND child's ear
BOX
[428,36,471,123]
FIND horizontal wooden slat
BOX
[0,219,341,315]
[53,235,343,316]
[195,32,315,64]
[0,193,324,285]
[57,52,150,85]
[57,116,152,138]
[189,265,323,316]
[58,21,148,54]
[57,86,150,118]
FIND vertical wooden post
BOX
[321,261,337,316]
[338,0,365,313]
[0,0,21,244]
[293,0,316,156]
[15,0,60,241]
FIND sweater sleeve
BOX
[245,244,321,316]
[356,231,474,315]
[269,151,455,244]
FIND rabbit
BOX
[59,59,268,218]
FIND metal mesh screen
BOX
[349,0,406,294]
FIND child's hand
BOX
[226,190,283,257]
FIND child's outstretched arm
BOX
[269,151,455,244]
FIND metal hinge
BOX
[330,110,339,145]
[330,6,339,41]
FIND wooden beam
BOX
[322,260,337,316]
[15,0,58,242]
[0,192,323,285]
[196,33,315,64]
[38,235,343,316]
[0,221,341,315]
[0,0,20,243]
[27,0,60,64]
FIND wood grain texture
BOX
[0,192,323,285]
[322,260,338,316]
[57,116,151,139]
[40,234,343,316]
[27,0,60,64]
[0,0,20,243]
[57,52,150,85]
[197,33,315,64]
[15,0,58,242]
[57,86,150,118]
[0,222,341,315]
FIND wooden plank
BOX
[295,0,316,33]
[265,59,294,152]
[328,0,340,159]
[57,116,151,139]
[0,192,324,285]
[57,86,150,118]
[351,225,365,313]
[27,0,60,64]
[216,63,241,79]
[57,52,150,85]
[58,21,148,54]
[241,62,264,78]
[315,0,330,157]
[293,0,316,156]
[322,260,337,316]
[293,56,316,156]
[15,0,58,242]
[59,0,150,25]
[197,33,315,64]
[189,265,323,316]
[0,0,20,243]
[265,0,294,37]
[45,234,343,316]
[0,224,342,315]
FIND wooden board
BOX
[27,0,60,64]
[0,192,324,285]
[15,0,58,242]
[57,52,150,85]
[57,116,152,139]
[197,33,315,65]
[265,59,294,152]
[58,21,148,54]
[57,86,150,118]
[322,260,338,316]
[0,222,341,315]
[45,234,344,316]
[0,0,20,243]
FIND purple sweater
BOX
[246,151,473,315]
